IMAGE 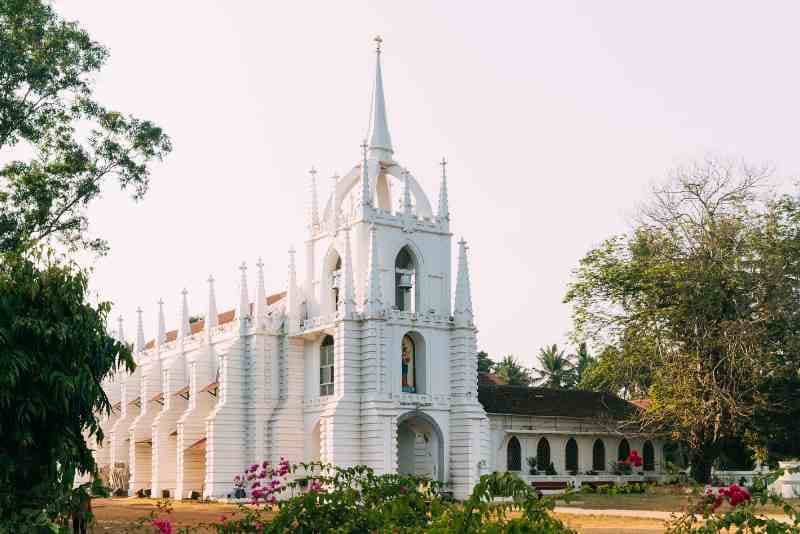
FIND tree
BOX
[477,350,496,374]
[493,355,532,386]
[0,0,170,526]
[533,344,573,389]
[568,342,594,389]
[564,157,800,483]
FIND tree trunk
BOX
[690,451,714,484]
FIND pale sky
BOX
[53,1,800,370]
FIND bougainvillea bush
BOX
[203,462,577,533]
[666,468,800,533]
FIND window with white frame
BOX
[319,335,334,396]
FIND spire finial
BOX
[135,307,145,352]
[286,246,299,324]
[179,288,191,339]
[309,166,320,230]
[331,173,341,230]
[437,156,450,222]
[254,256,267,330]
[206,275,218,336]
[238,261,250,322]
[339,228,356,317]
[366,36,393,161]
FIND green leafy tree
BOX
[534,344,573,389]
[477,350,496,374]
[493,354,532,386]
[564,157,800,483]
[0,0,170,527]
[568,342,594,389]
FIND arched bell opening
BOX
[394,246,417,312]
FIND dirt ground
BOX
[89,498,670,533]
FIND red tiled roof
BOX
[478,372,507,386]
[630,399,651,410]
[143,292,285,350]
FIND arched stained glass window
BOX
[592,439,606,471]
[320,335,334,396]
[643,441,655,471]
[401,335,416,393]
[618,438,630,461]
[507,437,521,471]
[565,438,579,472]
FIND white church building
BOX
[93,39,665,500]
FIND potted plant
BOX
[545,462,557,476]
[526,457,538,475]
[233,474,246,499]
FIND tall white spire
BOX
[331,173,341,231]
[255,257,267,329]
[366,35,393,161]
[360,141,372,207]
[116,315,125,343]
[339,228,356,317]
[156,299,166,348]
[453,238,474,327]
[179,288,191,339]
[237,262,250,321]
[309,166,320,230]
[206,276,218,337]
[135,307,145,352]
[286,246,299,322]
[402,168,413,216]
[437,157,450,222]
[364,224,383,315]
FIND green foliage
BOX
[534,344,573,389]
[0,253,134,528]
[0,0,172,254]
[493,354,533,386]
[477,350,496,374]
[581,482,650,496]
[564,157,800,482]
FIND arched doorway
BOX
[507,437,521,472]
[643,441,655,471]
[618,438,630,461]
[565,438,579,473]
[536,437,551,471]
[592,439,606,472]
[397,412,443,481]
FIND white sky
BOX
[52,1,800,369]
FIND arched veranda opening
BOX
[396,411,444,482]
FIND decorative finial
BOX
[440,156,447,172]
[206,274,218,333]
[373,35,383,54]
[361,140,368,159]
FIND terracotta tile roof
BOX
[143,292,286,350]
[478,372,507,386]
[478,384,638,420]
[630,399,651,410]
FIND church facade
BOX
[93,40,664,501]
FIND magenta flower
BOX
[152,518,172,534]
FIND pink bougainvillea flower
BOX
[152,518,173,534]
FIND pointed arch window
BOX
[331,257,342,310]
[320,335,334,396]
[395,247,416,312]
[565,438,579,472]
[507,437,522,472]
[536,437,551,470]
[618,438,630,461]
[592,439,606,472]
[401,335,416,393]
[643,441,655,471]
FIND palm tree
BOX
[570,342,593,388]
[534,344,574,388]
[494,354,532,386]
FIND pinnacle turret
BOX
[309,167,320,230]
[286,246,299,323]
[402,169,413,215]
[454,238,474,327]
[364,224,383,315]
[206,275,218,330]
[255,257,267,329]
[116,315,125,343]
[360,142,372,207]
[135,307,145,352]
[339,228,356,317]
[156,299,166,348]
[437,157,450,222]
[179,288,191,340]
[366,36,393,161]
[237,262,250,322]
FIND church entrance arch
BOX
[396,411,444,481]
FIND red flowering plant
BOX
[666,467,800,533]
[612,450,643,475]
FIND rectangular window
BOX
[320,344,334,396]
